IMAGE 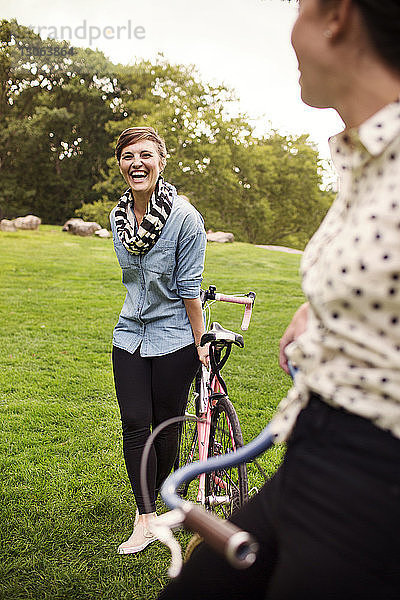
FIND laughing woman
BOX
[110,127,207,554]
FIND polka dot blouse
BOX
[270,99,400,443]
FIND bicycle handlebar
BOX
[182,503,259,569]
[160,425,275,570]
[162,425,274,509]
[202,287,256,331]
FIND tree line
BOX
[0,19,334,248]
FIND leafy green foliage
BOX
[0,20,119,223]
[1,19,333,248]
[96,58,332,248]
[75,198,116,229]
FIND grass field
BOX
[0,226,304,600]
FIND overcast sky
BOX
[2,0,344,165]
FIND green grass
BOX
[0,226,304,600]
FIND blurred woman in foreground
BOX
[159,0,400,598]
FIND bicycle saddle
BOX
[201,322,244,348]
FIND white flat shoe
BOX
[117,516,156,555]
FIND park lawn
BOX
[0,226,304,600]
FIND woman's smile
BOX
[129,169,148,182]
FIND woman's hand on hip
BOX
[197,343,209,367]
[279,302,309,374]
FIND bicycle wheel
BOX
[205,395,248,518]
[174,372,201,498]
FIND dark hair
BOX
[321,0,400,73]
[115,126,167,168]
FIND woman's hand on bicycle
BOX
[197,342,209,367]
[279,302,309,374]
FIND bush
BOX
[75,198,116,229]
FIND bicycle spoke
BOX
[206,396,248,518]
[175,379,200,500]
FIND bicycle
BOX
[175,285,256,519]
[144,351,294,578]
[139,284,265,576]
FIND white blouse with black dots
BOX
[270,99,400,443]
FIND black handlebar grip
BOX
[182,504,259,569]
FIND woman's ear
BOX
[325,0,353,41]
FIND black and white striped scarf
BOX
[114,176,174,255]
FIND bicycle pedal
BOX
[210,392,226,402]
[206,495,230,507]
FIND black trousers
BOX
[159,396,400,599]
[112,344,199,513]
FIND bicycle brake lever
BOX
[148,509,186,578]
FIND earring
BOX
[324,29,333,38]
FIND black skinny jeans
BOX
[112,344,200,513]
[159,395,400,600]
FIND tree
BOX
[93,58,247,208]
[0,19,120,222]
[1,21,333,246]
[94,57,331,247]
[229,133,332,247]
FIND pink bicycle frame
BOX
[195,290,255,503]
[196,370,218,503]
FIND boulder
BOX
[0,219,17,232]
[14,215,41,230]
[94,228,111,239]
[62,218,85,231]
[206,230,234,243]
[62,218,101,236]
[73,222,102,236]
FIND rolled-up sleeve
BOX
[176,216,207,298]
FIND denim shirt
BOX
[110,195,207,357]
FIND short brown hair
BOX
[115,126,167,169]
